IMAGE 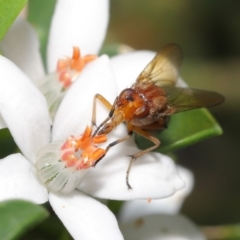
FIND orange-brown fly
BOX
[92,43,224,189]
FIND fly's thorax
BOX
[124,82,169,127]
[134,82,168,116]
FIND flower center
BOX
[57,47,97,89]
[37,47,98,119]
[36,126,107,193]
[60,126,107,169]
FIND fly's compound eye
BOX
[118,88,136,104]
[126,95,134,101]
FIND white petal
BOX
[78,146,184,200]
[52,55,117,141]
[121,214,206,240]
[0,17,45,85]
[110,51,156,93]
[0,56,50,162]
[49,190,124,240]
[0,154,48,204]
[47,0,109,72]
[118,165,194,223]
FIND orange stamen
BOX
[72,46,80,60]
[81,125,92,139]
[61,136,77,150]
[57,47,97,89]
[92,148,106,160]
[59,126,107,170]
[93,134,107,144]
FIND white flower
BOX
[0,54,184,239]
[0,1,187,238]
[118,166,194,223]
[118,166,206,240]
[0,0,109,118]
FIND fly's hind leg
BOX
[126,126,160,189]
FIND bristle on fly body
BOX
[36,126,107,193]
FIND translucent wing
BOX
[136,43,183,87]
[163,87,224,114]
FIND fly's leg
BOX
[92,94,118,135]
[92,94,112,123]
[91,94,160,190]
[92,93,112,127]
[93,122,133,167]
[126,126,160,189]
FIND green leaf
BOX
[0,128,19,159]
[136,108,223,154]
[100,44,122,57]
[100,43,134,57]
[107,200,124,216]
[0,199,49,240]
[0,0,27,40]
[28,0,56,66]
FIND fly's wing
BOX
[136,43,183,87]
[163,87,224,114]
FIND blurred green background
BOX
[107,0,240,235]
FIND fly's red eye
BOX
[119,88,136,103]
